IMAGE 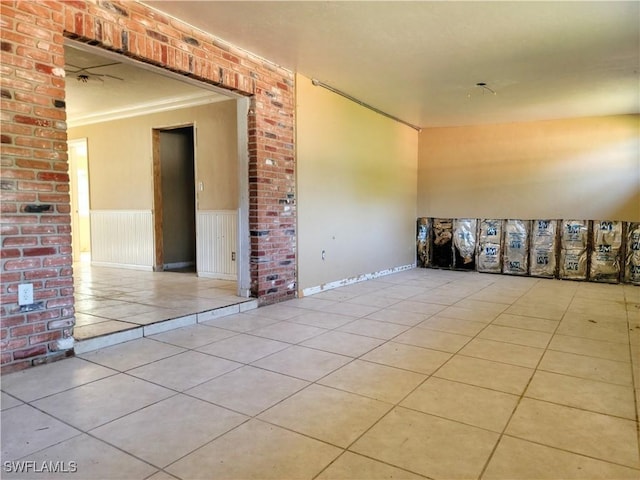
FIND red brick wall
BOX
[0,0,296,373]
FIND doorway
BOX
[152,126,196,272]
[68,138,91,263]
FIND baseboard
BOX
[90,261,153,271]
[301,263,415,297]
[197,272,237,281]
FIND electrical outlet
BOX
[18,283,33,306]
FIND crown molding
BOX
[67,92,230,128]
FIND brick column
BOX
[1,1,73,372]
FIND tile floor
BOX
[2,268,639,479]
[71,261,254,348]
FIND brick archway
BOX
[1,1,296,372]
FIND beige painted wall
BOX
[418,114,639,221]
[68,100,238,211]
[296,74,419,293]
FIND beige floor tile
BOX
[249,321,327,343]
[574,285,627,302]
[91,394,247,467]
[504,304,566,320]
[120,309,186,325]
[418,315,487,336]
[149,297,229,311]
[453,298,509,313]
[323,302,382,317]
[517,294,572,310]
[401,377,519,432]
[148,324,237,349]
[525,370,636,419]
[484,435,640,480]
[351,407,499,479]
[166,419,341,480]
[2,434,157,480]
[410,291,464,305]
[478,324,552,348]
[0,357,116,402]
[539,350,633,386]
[319,359,425,404]
[258,384,390,447]
[491,312,559,332]
[563,309,630,328]
[203,312,281,332]
[365,309,429,326]
[316,451,425,479]
[252,345,352,381]
[345,293,401,308]
[1,404,80,460]
[338,318,411,340]
[186,365,308,416]
[286,296,338,311]
[243,304,304,320]
[311,289,358,302]
[88,302,161,319]
[73,320,139,340]
[506,398,640,468]
[548,334,630,362]
[74,298,128,312]
[361,341,451,374]
[468,290,523,305]
[567,302,628,320]
[31,374,173,431]
[379,285,428,299]
[196,334,289,363]
[146,471,178,480]
[127,351,241,391]
[437,306,499,322]
[459,338,544,368]
[301,331,384,357]
[434,355,534,395]
[393,327,471,353]
[556,319,629,343]
[0,392,22,411]
[75,312,112,326]
[78,338,185,371]
[386,300,446,316]
[287,311,357,329]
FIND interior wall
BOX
[296,74,419,293]
[68,100,238,211]
[418,114,639,221]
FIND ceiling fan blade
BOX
[83,62,121,71]
[101,73,124,81]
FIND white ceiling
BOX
[64,45,228,128]
[68,1,639,129]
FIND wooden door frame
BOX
[152,128,163,271]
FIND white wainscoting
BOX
[90,210,154,270]
[197,210,238,280]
